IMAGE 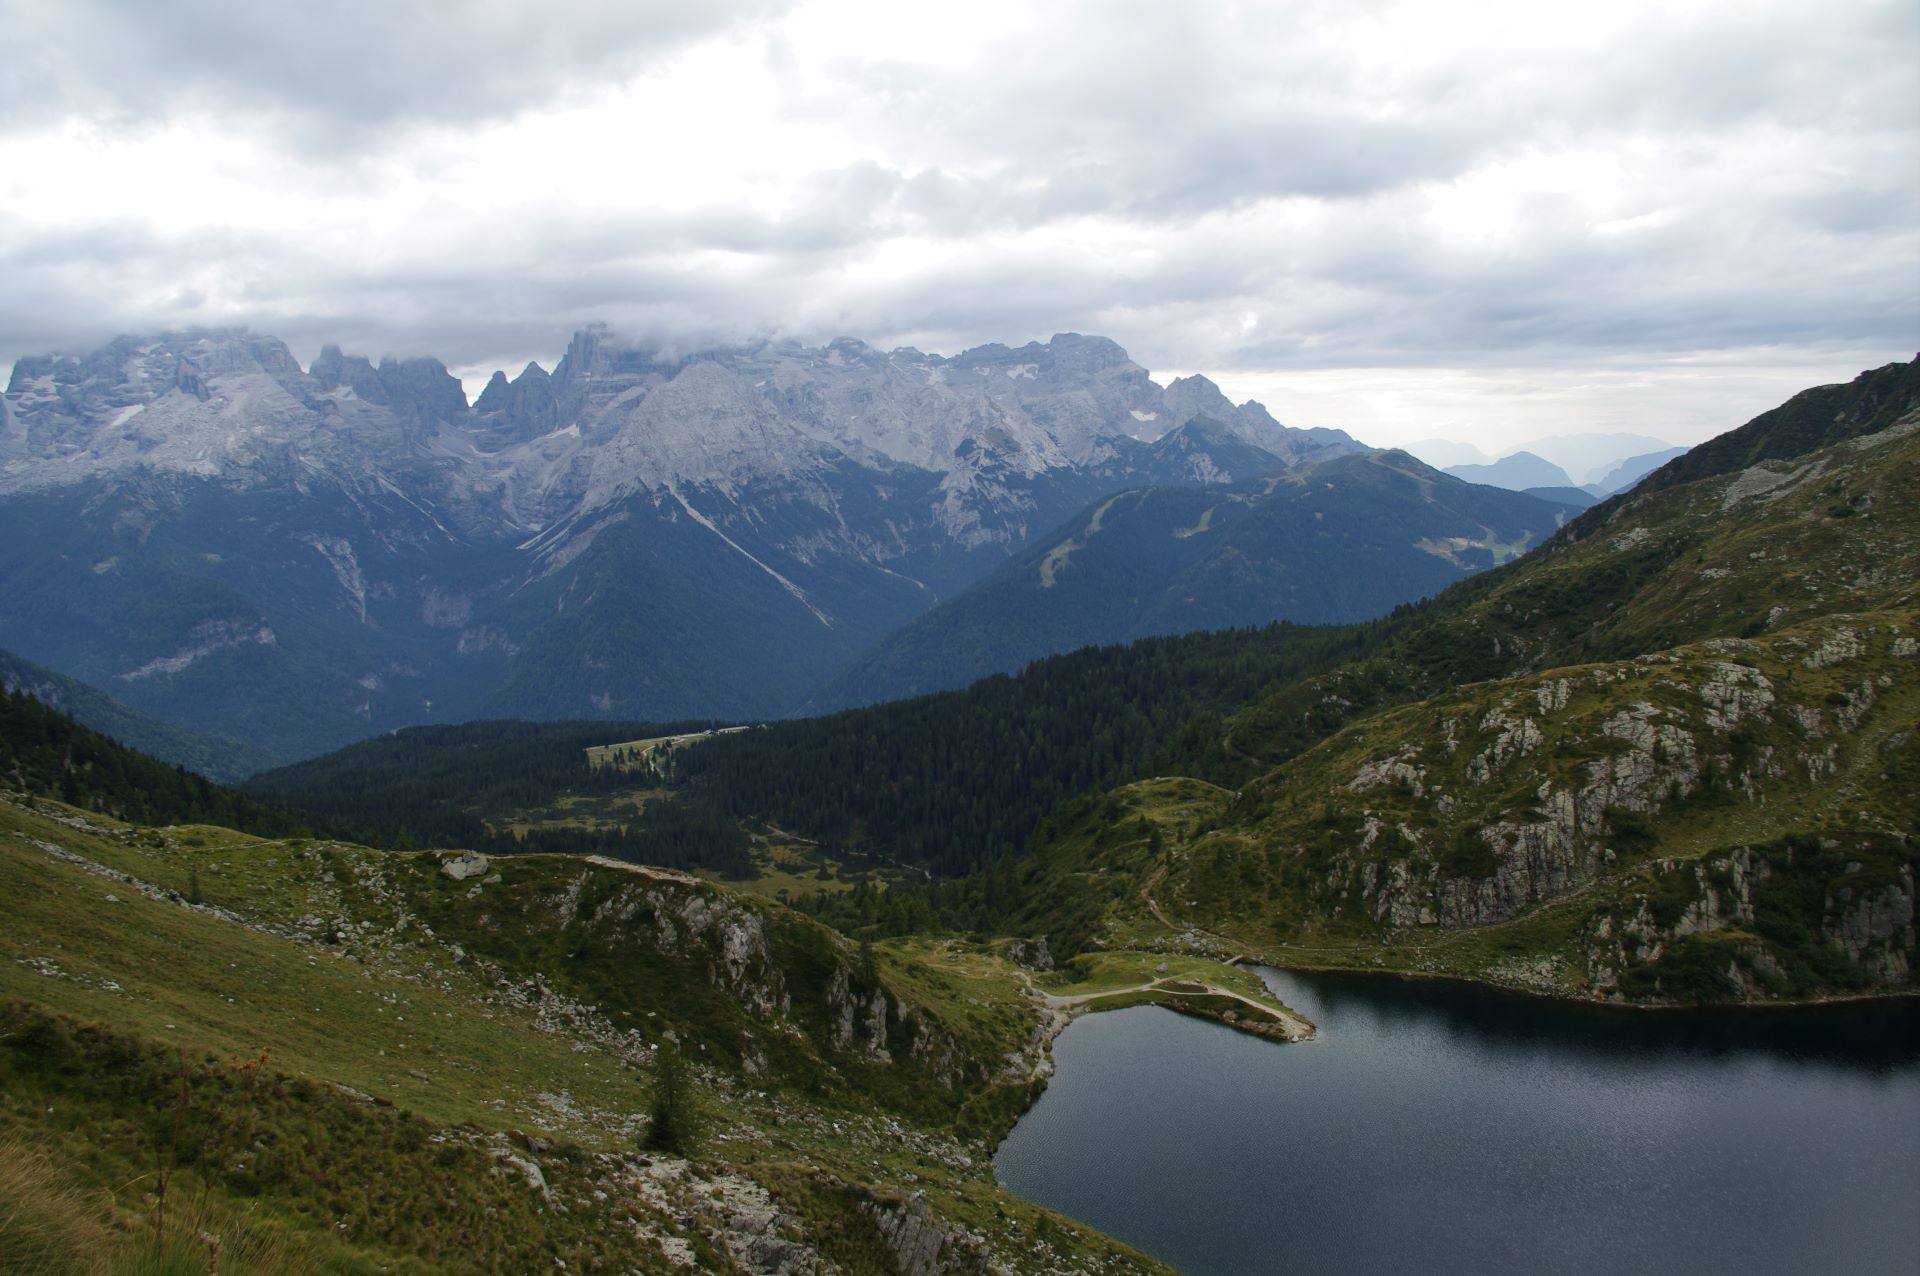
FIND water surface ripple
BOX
[994,968,1920,1275]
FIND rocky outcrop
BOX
[524,865,984,1090]
[861,1191,993,1276]
[1579,836,1917,1001]
[825,965,891,1060]
[1299,615,1914,946]
[1832,867,1915,983]
[1004,936,1054,971]
[629,883,790,1021]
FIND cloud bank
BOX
[2,0,1914,448]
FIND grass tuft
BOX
[0,1136,109,1276]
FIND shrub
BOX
[1605,807,1658,855]
[1438,824,1497,878]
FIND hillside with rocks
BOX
[931,359,1919,1005]
[0,778,1186,1274]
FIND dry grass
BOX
[0,1136,109,1276]
[1,1132,315,1276]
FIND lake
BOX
[994,967,1920,1275]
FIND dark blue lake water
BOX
[994,968,1920,1275]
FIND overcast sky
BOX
[2,0,1914,451]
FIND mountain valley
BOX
[2,355,1916,1276]
[1,328,1365,762]
[7,7,1916,1273]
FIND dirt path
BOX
[1139,863,1176,929]
[578,854,701,884]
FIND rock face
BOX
[1004,936,1054,971]
[1579,836,1917,1001]
[505,865,985,1093]
[1322,621,1907,932]
[0,326,1359,758]
[862,1191,992,1276]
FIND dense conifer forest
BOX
[670,620,1388,875]
[247,621,1399,878]
[0,688,308,836]
[244,719,757,875]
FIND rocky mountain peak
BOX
[1041,331,1133,370]
[309,344,387,402]
[825,336,882,363]
[1159,373,1359,465]
[474,369,513,413]
[1163,373,1238,424]
[374,355,468,428]
[471,360,559,449]
[0,323,1367,555]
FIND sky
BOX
[1,0,1914,454]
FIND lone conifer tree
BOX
[646,1042,700,1155]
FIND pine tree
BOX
[645,1042,701,1156]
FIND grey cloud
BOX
[1581,2,1920,135]
[1,0,1915,397]
[824,2,1919,229]
[0,0,793,147]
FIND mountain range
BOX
[1,327,1359,761]
[1407,431,1678,485]
[246,354,1920,994]
[1442,450,1575,490]
[815,449,1581,707]
[1587,445,1689,495]
[1432,440,1693,499]
[1,324,1568,769]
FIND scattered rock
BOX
[441,851,490,881]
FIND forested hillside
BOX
[245,719,759,874]
[253,622,1398,878]
[0,687,305,835]
[0,647,272,781]
[813,449,1576,708]
[891,362,1920,1003]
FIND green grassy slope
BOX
[1219,363,1920,777]
[0,793,1169,1274]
